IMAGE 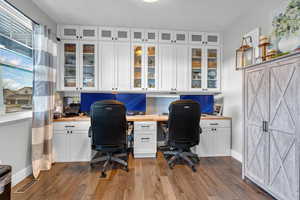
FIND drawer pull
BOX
[141,137,150,141]
[141,125,150,128]
[209,123,219,126]
[65,125,75,128]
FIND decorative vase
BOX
[278,33,300,52]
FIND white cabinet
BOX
[53,121,91,162]
[60,41,98,91]
[194,120,231,157]
[159,44,189,92]
[134,121,157,158]
[188,46,220,92]
[189,32,220,45]
[159,30,188,44]
[99,41,131,91]
[132,43,158,91]
[99,27,130,42]
[60,25,97,40]
[131,29,158,43]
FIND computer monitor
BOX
[116,94,146,113]
[80,93,146,113]
[180,95,214,114]
[80,93,116,113]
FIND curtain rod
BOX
[4,0,40,25]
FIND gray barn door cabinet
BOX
[243,53,300,200]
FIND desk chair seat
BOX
[89,100,129,178]
[163,100,202,172]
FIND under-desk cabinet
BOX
[193,119,231,157]
[134,121,157,158]
[53,121,91,162]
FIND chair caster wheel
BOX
[90,163,96,169]
[124,166,129,172]
[100,172,107,178]
[191,166,197,172]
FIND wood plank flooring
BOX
[12,153,274,200]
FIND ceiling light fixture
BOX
[143,0,159,3]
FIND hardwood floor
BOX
[12,153,274,200]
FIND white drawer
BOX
[54,121,90,131]
[134,133,156,150]
[200,120,231,128]
[134,121,157,132]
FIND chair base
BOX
[164,150,200,172]
[90,152,129,177]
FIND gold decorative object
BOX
[259,35,271,61]
[236,36,254,70]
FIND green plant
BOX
[272,0,300,39]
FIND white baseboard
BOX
[12,165,32,187]
[231,150,243,163]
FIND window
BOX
[0,1,33,114]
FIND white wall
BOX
[6,0,57,31]
[0,119,32,185]
[222,0,285,156]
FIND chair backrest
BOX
[90,100,127,147]
[168,100,201,147]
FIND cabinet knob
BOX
[112,37,114,40]
[115,37,118,40]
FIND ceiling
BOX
[32,0,263,32]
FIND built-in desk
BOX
[53,115,232,162]
[53,114,231,122]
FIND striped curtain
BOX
[32,24,57,178]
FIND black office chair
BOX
[163,100,202,172]
[89,100,129,178]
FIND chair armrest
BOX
[88,127,92,138]
[200,127,202,134]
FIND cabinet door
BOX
[80,26,98,40]
[189,32,204,44]
[145,30,158,43]
[189,46,204,91]
[132,44,145,90]
[174,31,188,44]
[159,44,176,91]
[53,131,68,162]
[145,44,158,90]
[99,27,115,41]
[61,41,79,91]
[79,42,98,91]
[245,67,269,186]
[131,29,144,43]
[159,30,173,44]
[175,45,189,91]
[69,131,91,162]
[115,42,131,91]
[206,33,220,45]
[99,42,115,91]
[115,28,130,42]
[206,46,220,92]
[268,63,299,200]
[60,25,79,40]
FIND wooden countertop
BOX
[53,115,231,122]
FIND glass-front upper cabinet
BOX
[132,44,144,90]
[62,41,78,90]
[131,29,158,43]
[99,27,130,41]
[206,33,220,45]
[80,26,98,40]
[145,45,158,90]
[79,42,98,90]
[189,32,204,44]
[206,47,220,91]
[190,47,204,90]
[60,25,79,40]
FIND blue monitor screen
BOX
[80,93,146,113]
[80,93,116,113]
[180,95,214,114]
[116,94,146,112]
